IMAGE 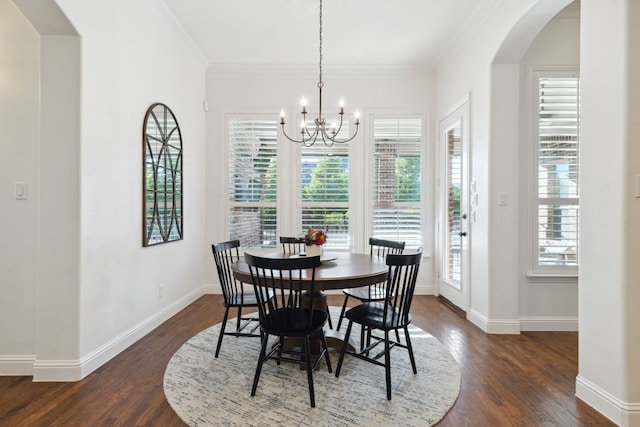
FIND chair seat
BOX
[346,302,412,331]
[225,290,260,307]
[262,308,328,337]
[342,286,388,302]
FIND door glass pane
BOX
[445,121,462,286]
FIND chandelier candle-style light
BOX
[280,0,360,147]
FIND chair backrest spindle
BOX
[212,240,243,305]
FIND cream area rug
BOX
[164,307,460,426]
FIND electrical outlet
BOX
[159,285,165,298]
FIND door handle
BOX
[458,232,467,237]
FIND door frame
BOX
[437,94,471,314]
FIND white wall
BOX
[3,0,208,380]
[204,65,436,294]
[0,0,40,373]
[578,1,640,424]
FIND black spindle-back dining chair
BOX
[245,253,332,408]
[211,240,266,358]
[279,236,305,254]
[336,238,406,332]
[334,248,423,400]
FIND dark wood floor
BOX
[0,295,614,426]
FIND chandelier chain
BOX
[318,0,323,89]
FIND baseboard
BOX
[201,283,218,294]
[32,286,206,382]
[576,374,640,426]
[519,316,578,331]
[467,309,488,332]
[32,359,83,382]
[415,283,436,295]
[0,355,36,376]
[468,309,520,334]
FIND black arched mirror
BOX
[143,103,183,246]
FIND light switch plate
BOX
[15,182,28,200]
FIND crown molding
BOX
[152,0,208,67]
[207,63,433,79]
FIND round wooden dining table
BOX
[231,251,388,291]
[232,251,389,351]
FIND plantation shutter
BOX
[536,76,579,267]
[371,118,423,248]
[300,123,350,250]
[228,118,278,248]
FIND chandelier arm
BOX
[320,132,335,147]
[321,123,360,144]
[303,119,317,139]
[281,123,322,145]
[327,113,345,136]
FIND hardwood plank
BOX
[0,295,615,426]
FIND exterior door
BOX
[438,97,470,313]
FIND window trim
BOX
[527,66,580,278]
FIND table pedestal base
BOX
[275,290,355,369]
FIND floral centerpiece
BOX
[304,228,326,257]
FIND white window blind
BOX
[228,118,278,248]
[300,123,350,250]
[535,75,579,269]
[371,118,423,249]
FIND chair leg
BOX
[335,320,353,377]
[214,306,230,358]
[325,306,333,329]
[320,331,332,373]
[277,336,284,365]
[336,295,350,331]
[384,330,392,400]
[404,325,417,374]
[236,306,243,333]
[303,336,316,408]
[251,333,269,397]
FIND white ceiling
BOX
[160,0,498,67]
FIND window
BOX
[371,118,424,249]
[531,70,579,274]
[226,115,428,252]
[228,118,278,248]
[300,124,350,250]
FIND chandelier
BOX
[280,0,360,147]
